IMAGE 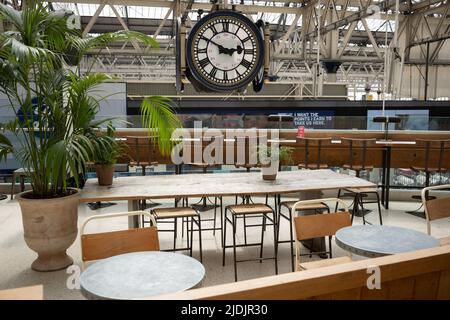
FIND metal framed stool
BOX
[181,196,225,248]
[336,187,383,225]
[277,200,330,272]
[146,206,203,262]
[222,203,278,282]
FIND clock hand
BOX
[208,39,229,54]
[224,45,243,56]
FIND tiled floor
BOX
[0,194,449,299]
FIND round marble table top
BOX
[80,251,205,300]
[335,225,440,258]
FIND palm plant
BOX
[90,122,124,166]
[0,1,181,198]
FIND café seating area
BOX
[1,128,449,300]
[2,0,450,304]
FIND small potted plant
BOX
[91,125,123,186]
[258,144,293,180]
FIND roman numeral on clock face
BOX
[199,58,209,68]
[244,49,254,55]
[210,24,218,35]
[222,21,229,32]
[209,67,218,78]
[241,36,251,43]
[223,71,229,81]
[197,48,207,54]
[240,59,252,69]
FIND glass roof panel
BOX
[50,2,393,31]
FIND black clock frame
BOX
[252,19,265,93]
[186,10,265,92]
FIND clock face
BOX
[186,11,264,92]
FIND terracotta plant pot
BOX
[261,161,279,181]
[95,164,114,186]
[16,189,79,271]
[262,173,277,181]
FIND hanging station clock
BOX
[186,10,265,92]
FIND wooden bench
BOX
[149,245,450,300]
[0,285,43,300]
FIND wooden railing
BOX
[115,129,450,169]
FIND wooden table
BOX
[80,169,375,228]
[80,251,205,300]
[335,225,439,258]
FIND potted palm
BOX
[258,144,293,180]
[0,2,181,271]
[91,124,123,186]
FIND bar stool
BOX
[126,136,158,176]
[181,136,223,242]
[297,137,332,170]
[273,136,332,270]
[233,135,274,244]
[222,203,278,282]
[127,136,160,209]
[146,205,203,262]
[277,200,330,272]
[407,139,450,218]
[184,136,222,211]
[336,138,383,225]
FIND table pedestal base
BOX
[87,202,117,210]
[405,210,426,219]
[191,197,219,212]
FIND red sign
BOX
[297,126,305,138]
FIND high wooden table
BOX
[80,169,375,228]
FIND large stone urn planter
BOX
[16,189,79,272]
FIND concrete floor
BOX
[0,194,449,300]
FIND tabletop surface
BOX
[335,225,440,257]
[80,169,375,202]
[80,251,205,300]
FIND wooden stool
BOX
[337,137,379,219]
[181,137,223,243]
[148,206,202,262]
[297,137,332,170]
[341,137,376,177]
[126,136,158,176]
[222,203,278,282]
[277,200,330,272]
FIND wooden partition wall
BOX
[149,245,450,300]
[115,129,450,170]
